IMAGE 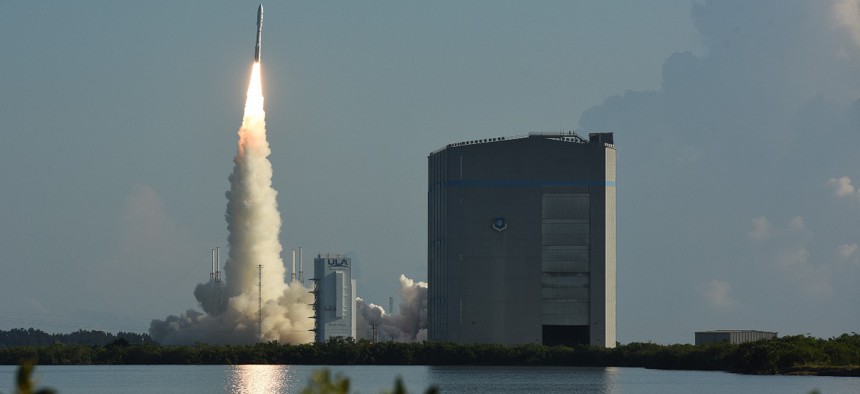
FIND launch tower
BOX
[312,254,357,342]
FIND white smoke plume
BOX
[355,275,428,342]
[149,63,314,344]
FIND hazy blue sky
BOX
[2,0,859,344]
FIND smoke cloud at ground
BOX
[149,63,314,344]
[356,275,428,342]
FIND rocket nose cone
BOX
[257,4,263,26]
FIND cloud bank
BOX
[580,0,860,341]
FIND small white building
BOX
[695,330,777,345]
[313,254,356,342]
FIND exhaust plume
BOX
[150,63,314,344]
[356,275,428,342]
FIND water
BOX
[1,365,856,394]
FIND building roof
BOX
[696,330,777,334]
[430,131,613,155]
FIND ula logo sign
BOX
[328,259,349,267]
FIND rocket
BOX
[254,4,263,62]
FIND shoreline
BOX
[783,365,860,377]
[2,362,859,377]
[2,334,859,377]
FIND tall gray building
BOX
[428,132,616,347]
[312,254,357,343]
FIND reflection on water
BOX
[225,365,297,394]
[426,366,620,393]
[221,364,622,393]
[600,367,619,394]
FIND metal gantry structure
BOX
[309,277,320,342]
[212,247,223,315]
[257,264,263,342]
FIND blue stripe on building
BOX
[446,179,616,187]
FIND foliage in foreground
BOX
[0,333,858,375]
[4,360,55,394]
[5,362,435,394]
[300,369,438,394]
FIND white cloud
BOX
[834,0,860,49]
[576,0,860,341]
[828,176,857,198]
[775,247,833,298]
[748,215,835,298]
[702,279,736,308]
[836,243,860,267]
[748,216,773,240]
[838,243,858,258]
[788,216,807,233]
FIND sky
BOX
[1,0,858,344]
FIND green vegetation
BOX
[299,369,438,394]
[5,360,56,394]
[0,328,151,347]
[1,333,858,376]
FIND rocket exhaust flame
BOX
[150,6,314,345]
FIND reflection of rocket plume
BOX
[149,8,314,344]
[356,275,428,342]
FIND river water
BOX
[1,364,856,393]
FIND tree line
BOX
[0,328,152,347]
[1,331,858,375]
